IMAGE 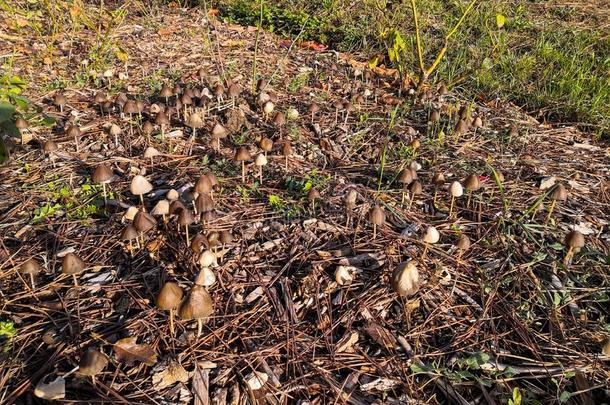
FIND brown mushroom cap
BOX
[178,285,214,320]
[123,100,138,114]
[92,164,113,184]
[456,234,471,251]
[228,83,241,98]
[177,209,195,227]
[211,123,228,139]
[273,112,286,126]
[344,189,358,209]
[463,174,481,191]
[259,137,273,152]
[408,180,423,194]
[281,141,293,156]
[219,230,233,245]
[308,103,319,114]
[368,205,386,225]
[62,253,85,275]
[234,147,252,162]
[15,117,28,129]
[307,188,321,202]
[66,125,81,138]
[160,84,173,98]
[155,112,170,126]
[194,175,212,194]
[156,282,184,310]
[429,109,441,123]
[564,230,585,249]
[432,172,445,186]
[43,140,59,153]
[133,211,156,233]
[54,93,67,107]
[391,261,419,297]
[552,183,568,202]
[142,121,155,135]
[120,225,138,241]
[205,172,219,187]
[195,194,214,213]
[79,349,108,376]
[169,200,186,216]
[20,258,43,276]
[397,168,414,185]
[130,175,153,196]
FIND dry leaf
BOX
[363,322,397,350]
[152,362,189,390]
[336,331,359,353]
[245,371,268,390]
[34,376,65,400]
[114,337,157,366]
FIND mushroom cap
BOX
[79,349,108,376]
[123,100,138,114]
[156,282,184,310]
[143,146,161,159]
[92,164,113,184]
[195,193,214,213]
[391,261,419,297]
[432,172,445,186]
[429,109,441,122]
[258,92,271,105]
[308,103,319,114]
[281,141,293,156]
[263,101,275,114]
[177,208,195,226]
[307,188,320,201]
[180,93,192,105]
[53,93,67,106]
[194,175,212,194]
[160,84,173,98]
[273,112,285,126]
[256,78,269,92]
[109,124,122,136]
[552,183,568,202]
[368,205,386,226]
[191,234,208,254]
[15,117,28,129]
[213,83,225,96]
[133,211,156,232]
[120,224,138,241]
[205,172,219,187]
[408,180,423,194]
[449,181,464,197]
[455,119,468,134]
[473,116,483,128]
[123,206,139,221]
[228,83,241,98]
[397,168,413,185]
[198,250,217,268]
[219,230,233,245]
[169,200,186,216]
[211,123,227,138]
[195,267,216,287]
[234,147,252,162]
[463,174,481,191]
[62,253,85,275]
[66,125,81,138]
[187,112,204,128]
[564,230,585,249]
[259,137,273,152]
[344,189,358,209]
[335,265,355,286]
[178,285,213,320]
[155,112,170,126]
[142,121,155,135]
[166,189,179,201]
[20,258,43,276]
[255,153,267,166]
[456,234,471,251]
[422,226,440,244]
[43,140,59,153]
[130,175,153,196]
[151,200,170,216]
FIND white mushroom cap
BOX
[166,189,179,201]
[422,226,440,244]
[130,175,153,196]
[151,199,170,216]
[449,181,464,197]
[255,153,267,167]
[195,267,216,287]
[257,92,270,105]
[392,261,419,297]
[335,265,356,286]
[123,206,139,222]
[143,146,161,159]
[409,161,422,171]
[263,101,275,114]
[198,250,217,268]
[109,124,122,136]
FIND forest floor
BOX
[0,3,609,405]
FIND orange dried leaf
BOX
[114,337,157,366]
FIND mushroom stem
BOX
[29,272,35,290]
[311,111,314,124]
[102,183,107,205]
[241,161,246,183]
[408,193,415,209]
[285,156,289,172]
[197,318,203,337]
[185,225,190,247]
[467,192,472,209]
[72,274,78,287]
[140,232,145,248]
[75,135,79,152]
[373,223,377,240]
[545,199,557,224]
[564,247,574,266]
[401,190,406,206]
[449,196,455,218]
[139,194,145,210]
[422,244,429,260]
[169,308,175,337]
[259,166,263,184]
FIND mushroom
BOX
[463,174,481,208]
[603,339,610,357]
[109,124,122,148]
[335,265,355,286]
[448,181,463,218]
[429,109,441,123]
[177,208,195,246]
[456,234,471,260]
[154,112,170,139]
[367,205,385,240]
[92,164,113,204]
[121,224,139,252]
[43,139,59,166]
[166,189,179,201]
[228,83,240,107]
[156,281,184,336]
[234,147,252,183]
[186,112,204,155]
[15,117,28,142]
[308,102,319,124]
[54,93,67,113]
[143,146,161,171]
[211,123,227,152]
[432,172,445,205]
[198,250,218,268]
[255,153,267,184]
[179,285,214,337]
[391,261,419,297]
[273,112,285,138]
[281,141,293,172]
[546,183,567,224]
[79,348,108,385]
[407,180,422,209]
[66,125,81,152]
[133,210,156,246]
[421,226,439,260]
[397,168,414,205]
[194,175,213,199]
[344,188,358,228]
[142,121,155,138]
[151,199,170,222]
[262,101,274,122]
[259,137,273,156]
[94,92,107,116]
[564,230,584,266]
[307,188,320,212]
[123,206,139,222]
[62,252,85,286]
[219,230,233,250]
[195,267,216,287]
[19,258,42,289]
[130,175,153,208]
[160,84,173,104]
[195,194,214,222]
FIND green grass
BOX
[216,0,610,138]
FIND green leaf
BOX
[512,387,522,405]
[559,391,572,403]
[409,363,436,374]
[0,100,15,123]
[496,13,506,28]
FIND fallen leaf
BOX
[152,362,189,390]
[207,8,219,16]
[336,331,359,353]
[245,371,268,390]
[114,337,157,366]
[363,322,397,350]
[34,376,65,400]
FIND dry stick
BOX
[545,198,556,224]
[169,308,175,337]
